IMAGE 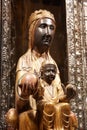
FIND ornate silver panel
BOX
[0,0,16,129]
[66,0,87,129]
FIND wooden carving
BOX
[5,10,78,130]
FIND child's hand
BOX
[65,84,76,100]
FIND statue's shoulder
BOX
[18,51,29,61]
[16,51,31,72]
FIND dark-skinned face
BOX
[41,64,57,84]
[33,18,56,54]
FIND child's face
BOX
[42,64,57,84]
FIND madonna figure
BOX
[6,10,78,130]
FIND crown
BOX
[29,9,55,26]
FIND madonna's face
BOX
[33,18,56,54]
